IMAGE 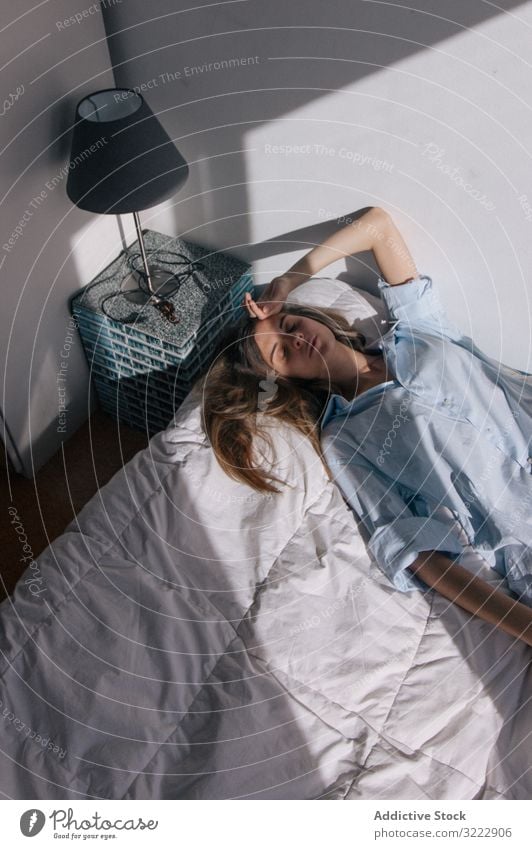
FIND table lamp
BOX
[66,87,190,321]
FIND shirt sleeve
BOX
[377,274,463,342]
[322,433,467,593]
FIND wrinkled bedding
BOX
[1,385,531,800]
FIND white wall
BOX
[0,1,121,476]
[3,0,532,476]
[104,0,532,373]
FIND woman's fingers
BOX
[242,292,263,318]
[242,291,280,320]
[242,291,258,317]
[255,298,283,316]
[241,274,294,319]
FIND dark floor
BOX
[1,409,149,601]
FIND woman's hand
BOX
[242,273,302,320]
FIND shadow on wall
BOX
[101,0,528,261]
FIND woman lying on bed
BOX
[200,206,532,647]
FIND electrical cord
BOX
[83,247,206,326]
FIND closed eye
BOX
[270,317,296,365]
[280,323,295,360]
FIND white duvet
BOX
[0,279,530,799]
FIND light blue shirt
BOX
[320,274,532,603]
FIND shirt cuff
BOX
[376,273,464,342]
[368,516,467,593]
[377,274,433,316]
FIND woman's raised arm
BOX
[284,206,419,287]
[244,207,419,318]
[409,551,532,648]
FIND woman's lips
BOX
[308,335,317,357]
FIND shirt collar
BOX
[321,393,348,429]
[320,326,400,430]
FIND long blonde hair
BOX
[194,302,365,494]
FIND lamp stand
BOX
[120,212,179,305]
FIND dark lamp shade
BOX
[66,88,189,214]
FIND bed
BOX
[0,277,531,800]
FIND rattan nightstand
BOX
[71,229,255,434]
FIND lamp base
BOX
[120,267,180,304]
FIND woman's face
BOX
[251,312,336,379]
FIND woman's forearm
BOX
[409,551,532,647]
[284,206,418,287]
[284,207,385,281]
